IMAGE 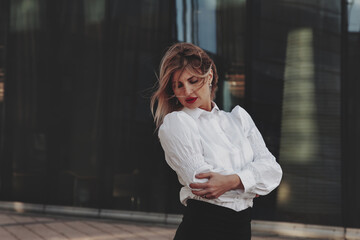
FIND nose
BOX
[183,83,192,96]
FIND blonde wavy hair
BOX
[150,42,218,129]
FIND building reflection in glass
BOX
[175,0,246,111]
[176,0,217,53]
[223,73,245,111]
[278,27,318,210]
[343,0,360,227]
[348,0,360,32]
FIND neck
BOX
[199,101,212,112]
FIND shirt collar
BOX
[182,102,220,120]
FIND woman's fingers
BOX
[189,172,212,188]
[195,172,212,179]
[191,189,209,196]
[191,186,223,199]
[192,190,217,199]
[189,182,207,189]
[190,172,238,199]
[190,172,260,200]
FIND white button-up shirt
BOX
[158,104,282,211]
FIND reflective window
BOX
[249,0,342,225]
[0,0,353,228]
[175,0,247,111]
[348,0,360,32]
[0,0,248,213]
[342,0,360,227]
[0,0,8,196]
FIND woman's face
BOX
[172,68,212,111]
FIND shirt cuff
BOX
[237,168,256,193]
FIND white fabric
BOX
[158,103,283,212]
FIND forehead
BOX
[172,69,196,83]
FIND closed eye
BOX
[189,78,199,84]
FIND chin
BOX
[185,104,199,109]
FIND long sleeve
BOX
[158,112,215,187]
[232,106,283,196]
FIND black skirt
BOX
[174,199,252,240]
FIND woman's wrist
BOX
[229,174,244,190]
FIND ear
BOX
[208,69,213,84]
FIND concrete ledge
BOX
[1,201,360,239]
[165,213,182,225]
[44,205,100,218]
[252,220,345,239]
[346,228,360,240]
[100,208,167,224]
[0,201,44,213]
[100,208,133,220]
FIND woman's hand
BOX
[189,172,244,199]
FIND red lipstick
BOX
[185,97,198,104]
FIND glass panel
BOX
[249,0,342,226]
[5,0,47,204]
[215,0,247,111]
[343,0,360,228]
[103,0,175,212]
[0,0,9,195]
[50,0,106,207]
[0,0,8,111]
[348,0,360,32]
[2,0,176,211]
[4,0,107,207]
[175,0,246,111]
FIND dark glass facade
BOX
[0,0,359,228]
[249,0,342,225]
[342,0,360,228]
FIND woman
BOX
[151,42,282,240]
